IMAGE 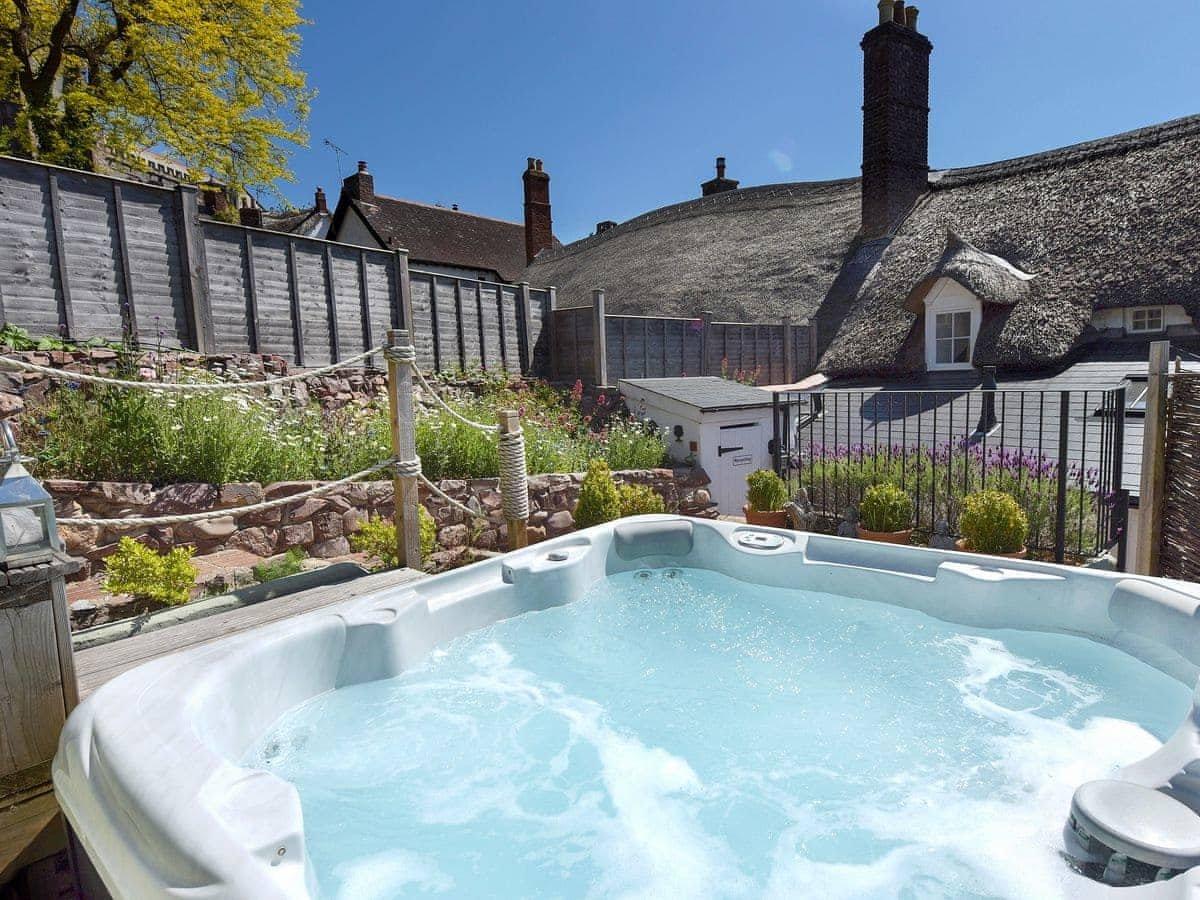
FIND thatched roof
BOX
[901,230,1034,313]
[820,115,1200,375]
[524,179,863,322]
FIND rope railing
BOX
[26,329,530,565]
[0,347,386,392]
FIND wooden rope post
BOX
[388,329,422,568]
[1135,340,1170,575]
[498,408,528,550]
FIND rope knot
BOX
[384,344,417,364]
[393,456,423,478]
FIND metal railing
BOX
[772,385,1129,563]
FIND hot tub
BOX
[53,517,1200,898]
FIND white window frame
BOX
[1128,306,1165,334]
[924,279,982,372]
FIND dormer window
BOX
[923,279,981,371]
[1129,307,1164,334]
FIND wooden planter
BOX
[744,506,789,529]
[955,539,1028,559]
[857,526,913,545]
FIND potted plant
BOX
[857,483,914,545]
[956,490,1029,559]
[744,469,790,528]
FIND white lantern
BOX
[0,421,60,569]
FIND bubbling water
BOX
[246,568,1189,899]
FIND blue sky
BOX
[285,0,1200,244]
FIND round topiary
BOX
[574,459,622,528]
[745,469,789,513]
[859,483,914,533]
[958,490,1028,555]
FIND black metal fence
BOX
[772,387,1128,563]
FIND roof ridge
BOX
[533,177,860,265]
[367,193,523,228]
[932,113,1200,188]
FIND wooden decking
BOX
[73,567,426,700]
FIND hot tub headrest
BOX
[613,519,694,560]
[1108,579,1200,666]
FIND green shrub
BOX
[349,508,437,568]
[103,538,197,605]
[859,483,914,533]
[574,459,622,528]
[746,469,788,513]
[959,490,1028,554]
[618,482,666,517]
[253,549,306,584]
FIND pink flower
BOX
[596,393,607,407]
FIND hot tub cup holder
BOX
[736,530,788,551]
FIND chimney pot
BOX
[877,0,894,25]
[535,159,544,172]
[905,5,919,30]
[527,157,536,169]
[892,1,905,24]
[357,160,368,173]
[716,156,727,179]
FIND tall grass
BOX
[24,373,666,485]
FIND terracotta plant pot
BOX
[857,526,913,546]
[744,506,789,529]
[955,538,1027,559]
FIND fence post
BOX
[782,317,794,384]
[498,408,528,550]
[1055,391,1071,563]
[700,310,713,375]
[285,238,306,366]
[1135,340,1171,575]
[45,172,76,339]
[592,289,608,386]
[546,286,558,380]
[173,185,212,353]
[387,328,422,569]
[518,282,536,375]
[393,249,413,331]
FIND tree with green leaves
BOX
[0,0,310,196]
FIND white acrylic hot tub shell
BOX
[53,517,1200,898]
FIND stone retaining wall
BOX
[0,347,388,420]
[49,467,713,578]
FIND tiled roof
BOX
[346,196,528,281]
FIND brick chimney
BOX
[701,156,740,196]
[238,199,263,228]
[314,186,328,214]
[595,220,617,235]
[861,1,932,238]
[342,160,374,202]
[523,157,553,265]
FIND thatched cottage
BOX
[525,1,1200,381]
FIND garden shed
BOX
[618,377,775,515]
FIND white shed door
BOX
[713,422,765,514]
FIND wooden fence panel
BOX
[117,183,189,344]
[0,159,61,337]
[328,246,362,360]
[54,171,125,340]
[291,241,333,366]
[363,252,396,351]
[408,273,437,370]
[245,234,295,361]
[202,227,255,353]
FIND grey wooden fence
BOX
[550,290,817,386]
[0,155,551,374]
[407,271,549,375]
